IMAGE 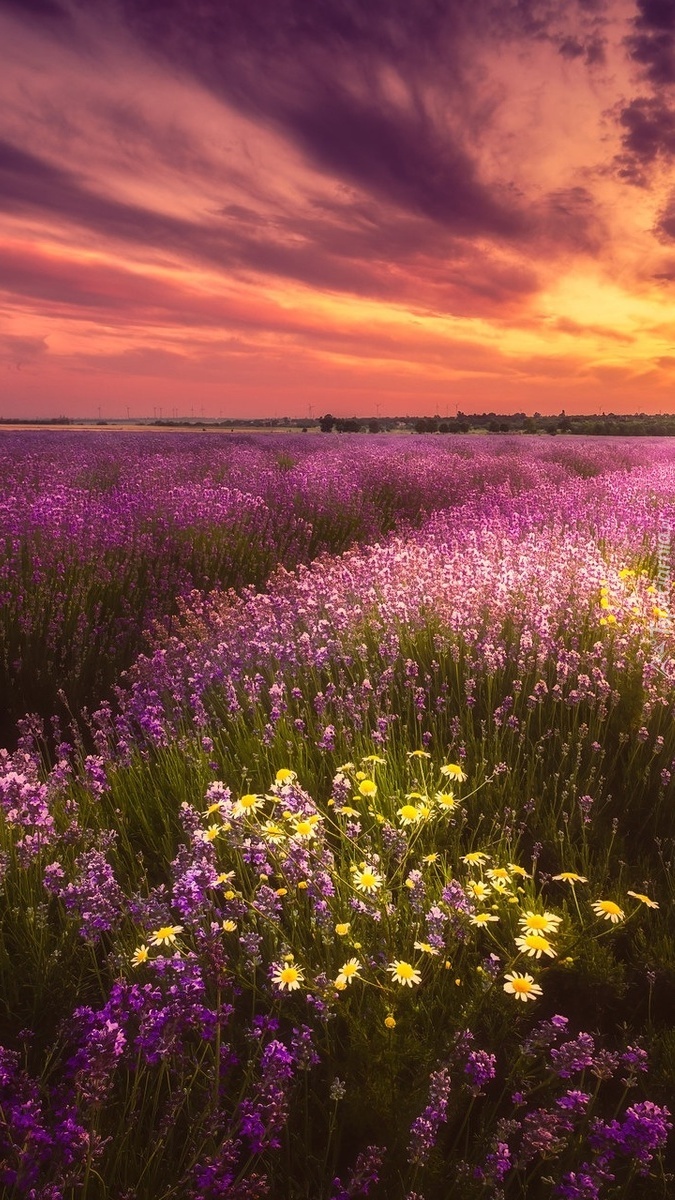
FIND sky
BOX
[3,0,675,417]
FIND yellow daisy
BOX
[434,792,456,811]
[261,821,287,843]
[627,891,659,909]
[387,960,422,987]
[202,824,221,842]
[490,878,510,894]
[518,911,562,935]
[470,912,499,926]
[233,793,265,818]
[293,818,319,840]
[222,920,237,932]
[358,779,377,797]
[487,867,511,881]
[131,944,150,967]
[508,864,531,879]
[503,972,542,1002]
[272,962,305,992]
[441,763,467,781]
[515,933,557,959]
[552,872,588,884]
[414,941,440,955]
[397,804,422,826]
[352,865,384,894]
[467,880,490,902]
[275,769,296,783]
[335,922,351,936]
[149,925,183,947]
[592,899,625,923]
[335,958,361,986]
[462,851,490,866]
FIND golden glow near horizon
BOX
[2,0,675,415]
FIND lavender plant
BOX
[0,436,674,1197]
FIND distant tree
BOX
[414,417,439,433]
[368,419,381,433]
[320,413,335,432]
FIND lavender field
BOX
[1,433,675,1200]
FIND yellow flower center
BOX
[512,978,533,994]
[525,915,547,930]
[395,962,415,979]
[279,967,299,985]
[524,935,550,951]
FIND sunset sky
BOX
[3,0,675,417]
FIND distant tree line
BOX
[4,412,675,436]
[320,412,675,436]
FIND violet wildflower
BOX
[589,1101,672,1174]
[554,1166,603,1199]
[409,1066,452,1164]
[549,1032,596,1077]
[464,1050,496,1095]
[330,1145,385,1199]
[51,847,124,942]
[239,1039,296,1153]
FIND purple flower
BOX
[46,846,124,942]
[464,1050,496,1095]
[330,1145,385,1199]
[554,1166,602,1199]
[589,1101,672,1173]
[239,1039,296,1153]
[549,1033,596,1078]
[317,724,336,751]
[409,1066,452,1165]
[556,1090,591,1113]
